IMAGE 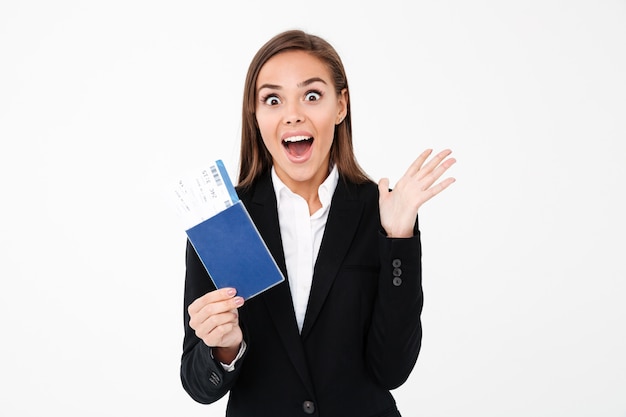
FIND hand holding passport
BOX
[169,160,284,299]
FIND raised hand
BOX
[378,149,456,238]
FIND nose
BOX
[285,117,302,125]
[283,102,304,125]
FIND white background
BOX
[1,1,625,416]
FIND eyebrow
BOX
[257,77,328,91]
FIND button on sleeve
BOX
[302,400,315,414]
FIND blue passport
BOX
[185,189,285,300]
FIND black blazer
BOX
[181,172,423,417]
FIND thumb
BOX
[378,178,390,198]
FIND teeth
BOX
[283,135,311,143]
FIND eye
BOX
[262,95,281,106]
[305,91,321,101]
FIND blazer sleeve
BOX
[365,222,423,390]
[180,239,247,404]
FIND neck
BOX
[275,166,329,215]
[288,179,324,215]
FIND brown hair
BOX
[237,29,371,188]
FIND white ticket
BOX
[169,160,239,230]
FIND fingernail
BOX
[234,297,244,307]
[226,288,236,296]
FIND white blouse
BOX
[271,165,339,332]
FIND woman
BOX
[181,29,456,416]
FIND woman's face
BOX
[255,50,347,193]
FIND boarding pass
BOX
[170,160,239,230]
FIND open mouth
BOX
[282,135,314,158]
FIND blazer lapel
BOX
[300,179,365,340]
[244,173,315,397]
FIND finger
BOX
[197,313,240,345]
[378,178,390,197]
[197,296,244,320]
[405,149,433,177]
[424,157,457,187]
[416,149,453,180]
[197,309,239,336]
[188,287,238,315]
[424,177,456,202]
[188,297,244,332]
[413,157,456,195]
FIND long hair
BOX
[237,29,371,188]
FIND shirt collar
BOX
[271,164,339,210]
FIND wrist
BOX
[213,344,240,364]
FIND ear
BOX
[336,88,348,124]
